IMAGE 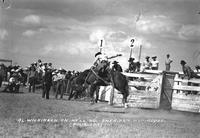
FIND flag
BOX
[136,11,141,22]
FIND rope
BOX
[90,68,110,85]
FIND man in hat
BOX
[142,56,152,71]
[180,60,200,80]
[112,61,123,72]
[28,65,37,92]
[48,63,53,70]
[55,68,66,99]
[151,56,159,70]
[128,57,136,72]
[2,69,21,93]
[93,52,108,67]
[42,68,53,99]
[165,54,173,71]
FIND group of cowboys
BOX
[127,55,159,73]
[0,60,80,99]
[25,59,81,99]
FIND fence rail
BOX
[172,74,200,113]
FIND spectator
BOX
[42,67,53,99]
[128,58,136,72]
[112,61,123,72]
[28,66,37,92]
[142,56,152,71]
[165,54,173,71]
[151,56,159,70]
[55,68,66,99]
[2,69,21,93]
[52,70,58,94]
[48,63,53,70]
[0,64,6,87]
[180,60,200,80]
[195,65,200,72]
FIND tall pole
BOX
[129,39,134,58]
[99,39,103,52]
[138,45,142,62]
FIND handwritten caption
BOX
[16,118,165,127]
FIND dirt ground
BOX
[0,87,200,138]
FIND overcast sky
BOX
[0,0,200,71]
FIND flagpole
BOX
[99,39,103,52]
[129,39,134,58]
[138,45,142,62]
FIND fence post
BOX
[109,84,114,105]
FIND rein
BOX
[89,67,110,85]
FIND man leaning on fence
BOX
[180,60,200,80]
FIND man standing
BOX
[165,54,173,71]
[28,65,37,93]
[128,58,136,72]
[42,67,52,99]
[55,68,66,99]
[112,61,123,72]
[151,56,159,70]
[142,56,152,71]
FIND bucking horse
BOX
[67,54,129,108]
[84,61,129,107]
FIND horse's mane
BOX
[80,69,90,77]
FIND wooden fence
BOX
[172,74,200,113]
[97,70,200,113]
[99,70,163,109]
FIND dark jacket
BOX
[43,69,53,85]
[112,64,123,72]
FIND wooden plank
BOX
[172,105,200,113]
[172,93,200,101]
[128,81,150,87]
[174,78,200,84]
[123,72,157,79]
[171,92,200,113]
[173,85,200,91]
[112,74,162,109]
[114,89,161,108]
[144,70,163,74]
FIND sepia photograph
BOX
[0,0,200,137]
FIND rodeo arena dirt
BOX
[0,56,200,138]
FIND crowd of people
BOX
[0,59,80,99]
[127,55,160,73]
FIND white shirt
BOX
[151,60,159,68]
[94,53,108,65]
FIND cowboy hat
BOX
[145,56,150,59]
[128,58,135,62]
[152,56,157,58]
[95,52,102,57]
[180,60,186,65]
[112,61,119,64]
